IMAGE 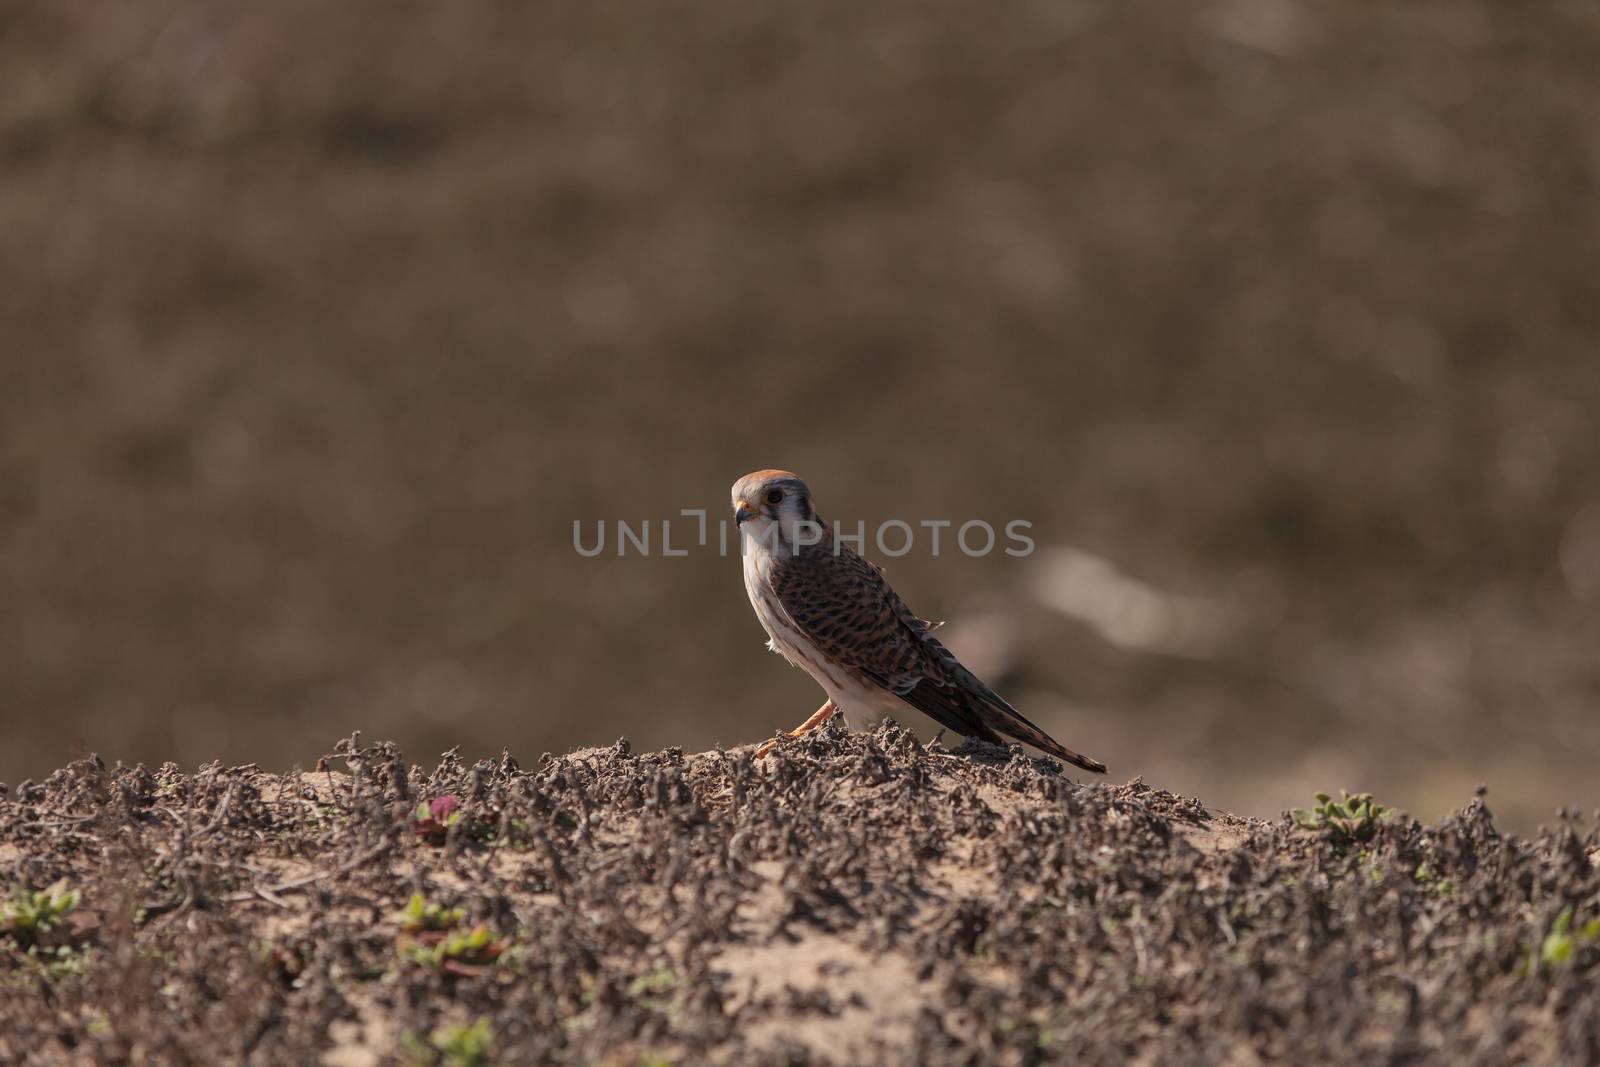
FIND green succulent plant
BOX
[402,1017,494,1067]
[1290,790,1390,843]
[399,892,465,934]
[1536,906,1600,971]
[2,879,81,948]
[396,894,506,976]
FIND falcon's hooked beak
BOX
[734,500,756,526]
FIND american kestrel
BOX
[732,470,1107,774]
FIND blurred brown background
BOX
[3,0,1597,829]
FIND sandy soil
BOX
[2,728,1597,1065]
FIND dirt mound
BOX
[2,727,1598,1065]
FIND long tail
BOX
[972,692,1107,774]
[1002,715,1107,774]
[888,654,1108,774]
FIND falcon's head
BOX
[731,469,818,547]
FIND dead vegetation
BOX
[2,725,1598,1065]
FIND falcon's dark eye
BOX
[764,489,783,505]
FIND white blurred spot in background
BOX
[1031,546,1236,658]
[933,610,1024,686]
[1561,505,1600,603]
[1203,0,1309,57]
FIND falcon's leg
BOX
[755,700,838,758]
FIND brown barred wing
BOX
[769,544,1108,775]
[766,547,1000,743]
